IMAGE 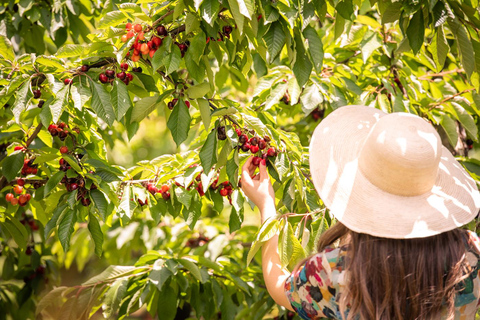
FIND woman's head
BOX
[318,222,473,320]
[308,105,480,239]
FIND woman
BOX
[241,105,480,319]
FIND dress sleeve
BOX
[284,249,345,320]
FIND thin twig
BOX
[152,10,174,28]
[26,124,43,147]
[428,88,474,110]
[418,68,464,80]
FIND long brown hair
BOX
[315,222,473,320]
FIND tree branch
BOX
[428,88,474,110]
[26,124,43,147]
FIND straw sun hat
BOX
[309,105,480,239]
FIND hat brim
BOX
[309,105,480,239]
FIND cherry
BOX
[18,194,29,206]
[116,72,126,80]
[264,135,271,142]
[14,146,24,151]
[126,22,132,30]
[235,128,242,136]
[156,25,168,36]
[81,197,91,206]
[197,183,205,196]
[14,185,23,194]
[5,193,14,202]
[250,145,260,153]
[80,65,89,72]
[267,147,276,157]
[258,139,267,150]
[126,73,134,81]
[219,189,228,196]
[120,63,129,71]
[58,122,67,129]
[123,78,130,85]
[99,73,108,83]
[152,37,162,48]
[38,100,44,108]
[105,70,115,79]
[185,100,190,108]
[17,178,25,186]
[161,185,170,193]
[60,146,68,154]
[64,78,72,85]
[249,136,259,146]
[10,198,18,205]
[223,25,233,35]
[252,156,262,166]
[36,265,46,274]
[162,191,171,201]
[33,89,41,99]
[241,143,251,152]
[137,31,145,41]
[134,24,142,32]
[132,67,142,73]
[147,184,157,194]
[131,54,140,62]
[239,134,248,144]
[178,43,188,53]
[127,30,134,38]
[217,126,227,140]
[25,246,33,255]
[121,34,128,42]
[140,43,149,54]
[25,194,31,202]
[70,183,78,190]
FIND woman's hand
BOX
[241,157,276,221]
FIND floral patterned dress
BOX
[284,230,480,320]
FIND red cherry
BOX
[249,136,259,146]
[162,191,171,200]
[185,101,190,108]
[80,65,89,72]
[25,194,31,201]
[33,89,41,99]
[120,63,129,71]
[60,146,68,154]
[127,30,134,39]
[17,178,25,186]
[250,145,260,153]
[14,185,23,194]
[161,185,170,193]
[252,156,262,166]
[10,197,19,205]
[70,183,78,191]
[126,22,132,30]
[134,24,142,33]
[48,124,58,131]
[239,134,248,144]
[147,40,153,49]
[126,73,134,81]
[32,168,38,175]
[105,70,115,79]
[64,79,72,85]
[149,49,156,58]
[116,72,126,80]
[235,128,242,136]
[121,35,128,42]
[99,73,108,83]
[131,54,140,62]
[219,189,228,196]
[18,194,29,206]
[258,139,267,150]
[267,147,276,157]
[156,25,168,36]
[25,246,33,255]
[147,184,157,194]
[81,198,91,206]
[140,43,149,54]
[152,37,162,47]
[137,31,145,41]
[241,143,251,152]
[5,193,14,202]
[14,146,24,151]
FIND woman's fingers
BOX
[241,157,255,186]
[259,159,268,179]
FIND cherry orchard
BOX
[1,0,480,319]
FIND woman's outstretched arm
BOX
[241,157,294,311]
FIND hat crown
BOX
[358,113,442,197]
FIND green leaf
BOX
[98,11,127,29]
[199,130,218,173]
[449,102,478,138]
[118,186,132,219]
[226,151,239,187]
[103,278,128,318]
[263,22,286,63]
[90,189,109,221]
[62,154,82,173]
[406,10,424,54]
[131,96,160,123]
[185,32,206,65]
[163,46,182,76]
[83,265,139,286]
[58,210,77,252]
[50,84,69,123]
[175,187,193,209]
[247,218,280,265]
[45,204,68,238]
[0,35,15,61]
[88,213,103,256]
[440,115,458,148]
[148,260,173,291]
[2,218,28,249]
[201,0,220,26]
[293,30,313,88]
[229,207,243,233]
[432,1,447,27]
[186,82,210,99]
[336,0,354,20]
[88,78,116,126]
[167,100,191,147]
[56,44,86,58]
[265,82,287,111]
[156,283,177,320]
[198,99,211,129]
[430,26,449,72]
[279,221,294,267]
[71,82,91,110]
[448,18,475,78]
[12,81,32,122]
[44,170,65,197]
[111,79,133,121]
[227,0,244,33]
[382,2,402,24]
[237,0,254,19]
[303,26,324,74]
[178,258,204,282]
[1,151,24,182]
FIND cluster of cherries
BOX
[232,128,278,166]
[467,139,474,150]
[19,157,38,176]
[20,213,39,231]
[167,98,190,110]
[5,180,31,207]
[99,63,134,85]
[47,122,78,141]
[32,88,45,108]
[185,234,210,248]
[57,159,93,206]
[206,25,233,43]
[122,23,166,61]
[143,182,171,202]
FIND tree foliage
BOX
[1,0,480,319]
